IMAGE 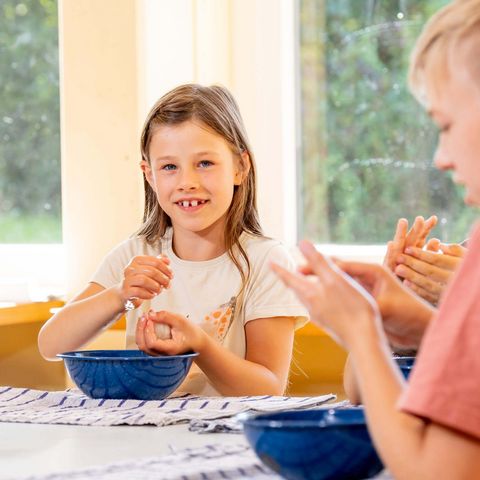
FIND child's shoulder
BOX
[241,234,294,266]
[105,235,160,261]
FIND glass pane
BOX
[298,0,477,244]
[0,0,61,243]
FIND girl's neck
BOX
[171,220,227,261]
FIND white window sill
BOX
[0,243,386,303]
[291,244,386,265]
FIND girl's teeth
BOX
[182,201,189,207]
[191,200,198,207]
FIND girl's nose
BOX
[177,169,200,191]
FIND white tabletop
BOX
[0,422,249,479]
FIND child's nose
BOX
[434,145,453,171]
[177,169,200,191]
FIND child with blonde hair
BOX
[273,0,480,477]
[39,84,307,396]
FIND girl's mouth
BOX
[175,199,209,211]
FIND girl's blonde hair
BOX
[138,83,263,289]
[409,0,480,105]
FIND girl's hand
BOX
[272,240,381,350]
[394,242,466,305]
[384,215,437,271]
[136,310,206,356]
[337,259,435,348]
[273,241,435,350]
[117,255,173,309]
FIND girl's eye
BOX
[161,164,177,171]
[439,124,451,134]
[198,160,213,168]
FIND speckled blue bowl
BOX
[242,408,383,480]
[57,350,198,400]
[394,356,415,379]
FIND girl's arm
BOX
[343,354,362,404]
[137,312,296,396]
[38,283,124,360]
[38,255,172,360]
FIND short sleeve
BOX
[243,243,309,330]
[90,238,139,289]
[398,222,480,440]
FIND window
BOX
[0,0,61,243]
[298,0,477,245]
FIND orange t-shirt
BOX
[398,222,480,440]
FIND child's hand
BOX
[117,255,173,309]
[384,215,437,271]
[273,241,435,350]
[135,310,206,356]
[394,242,466,305]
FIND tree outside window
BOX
[0,0,61,243]
[299,0,477,245]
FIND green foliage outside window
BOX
[299,0,478,244]
[0,0,61,243]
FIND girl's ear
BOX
[140,160,154,188]
[234,151,251,186]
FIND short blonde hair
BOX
[409,0,480,105]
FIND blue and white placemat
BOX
[0,386,336,430]
[11,442,393,480]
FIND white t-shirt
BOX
[91,228,308,395]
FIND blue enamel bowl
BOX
[57,350,198,400]
[394,356,415,379]
[242,408,383,480]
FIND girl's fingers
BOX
[403,280,438,305]
[147,310,185,328]
[404,247,462,272]
[426,238,441,251]
[397,253,450,283]
[383,241,396,271]
[405,216,424,248]
[125,265,171,289]
[384,218,408,270]
[297,240,339,282]
[134,255,174,279]
[416,215,438,247]
[298,264,314,276]
[394,264,443,295]
[271,261,319,304]
[439,243,467,258]
[393,218,408,246]
[129,273,164,294]
[123,286,156,301]
[135,315,148,351]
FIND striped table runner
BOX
[0,387,336,428]
[12,443,393,480]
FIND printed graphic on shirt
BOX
[200,296,237,342]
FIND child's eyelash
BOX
[161,164,176,171]
[199,160,213,167]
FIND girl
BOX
[39,84,308,396]
[273,0,480,478]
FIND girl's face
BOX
[142,120,248,237]
[428,63,480,206]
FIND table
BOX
[0,422,249,479]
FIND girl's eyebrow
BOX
[152,151,221,163]
[194,151,220,157]
[153,155,177,162]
